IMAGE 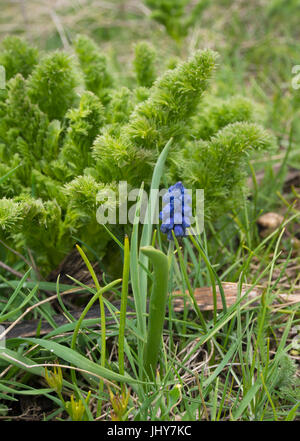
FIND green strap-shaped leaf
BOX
[141,246,169,380]
[139,137,173,337]
[0,339,140,385]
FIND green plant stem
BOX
[260,372,278,421]
[75,244,106,417]
[167,240,174,269]
[118,235,130,376]
[70,279,121,355]
[172,234,207,332]
[189,236,227,323]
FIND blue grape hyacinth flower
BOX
[160,182,192,240]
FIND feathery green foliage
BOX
[134,42,157,88]
[59,91,105,176]
[74,34,113,103]
[171,122,276,218]
[0,35,276,273]
[191,95,262,140]
[123,49,218,151]
[28,51,80,120]
[144,0,210,40]
[273,355,300,404]
[0,36,39,80]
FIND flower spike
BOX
[160,182,191,240]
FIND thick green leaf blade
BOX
[139,138,173,323]
[23,338,140,384]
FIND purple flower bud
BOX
[174,225,184,237]
[159,182,192,240]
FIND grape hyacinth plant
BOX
[160,182,192,239]
[142,181,194,380]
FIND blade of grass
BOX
[119,235,130,376]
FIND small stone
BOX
[257,212,284,229]
[257,212,284,237]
